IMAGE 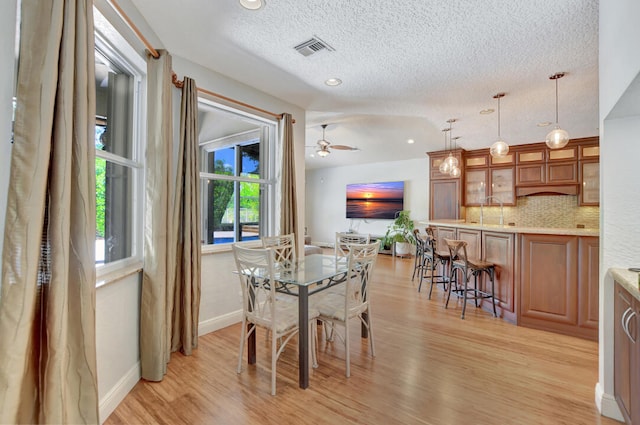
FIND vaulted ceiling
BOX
[130,0,599,170]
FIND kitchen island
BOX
[421,220,599,340]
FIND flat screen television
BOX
[346,181,404,220]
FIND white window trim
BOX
[94,7,147,282]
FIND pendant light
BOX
[449,136,461,177]
[545,72,570,149]
[438,128,451,174]
[489,93,509,157]
[443,119,458,169]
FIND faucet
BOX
[482,196,504,226]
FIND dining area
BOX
[232,233,379,395]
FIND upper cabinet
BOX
[428,150,464,220]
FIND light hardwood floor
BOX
[105,253,619,425]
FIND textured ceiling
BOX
[130,0,599,170]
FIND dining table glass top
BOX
[275,254,348,287]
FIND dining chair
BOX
[335,232,370,261]
[232,244,318,395]
[315,241,379,377]
[262,233,297,269]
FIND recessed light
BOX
[480,108,495,115]
[407,139,415,144]
[239,0,264,10]
[537,121,552,127]
[325,78,342,86]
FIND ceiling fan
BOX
[308,124,359,157]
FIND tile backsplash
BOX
[466,195,599,229]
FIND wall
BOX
[305,158,429,246]
[596,0,640,420]
[0,0,17,279]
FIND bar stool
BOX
[424,228,450,299]
[411,229,426,281]
[443,238,497,319]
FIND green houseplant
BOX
[381,210,416,255]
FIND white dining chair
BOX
[262,233,297,270]
[334,232,370,261]
[314,241,379,377]
[232,244,318,395]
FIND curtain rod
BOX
[106,0,293,123]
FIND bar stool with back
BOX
[443,238,497,319]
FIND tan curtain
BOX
[280,113,298,236]
[0,0,99,423]
[140,50,175,381]
[171,77,201,354]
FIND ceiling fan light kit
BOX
[310,124,359,158]
[545,72,570,149]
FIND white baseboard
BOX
[595,382,624,422]
[99,362,141,424]
[198,309,242,336]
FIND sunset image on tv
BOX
[346,181,404,219]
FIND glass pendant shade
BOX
[450,165,461,178]
[545,126,570,149]
[445,153,458,168]
[490,139,509,157]
[439,160,451,174]
[316,148,329,157]
[546,73,569,149]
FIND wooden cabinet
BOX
[490,167,515,205]
[465,169,488,206]
[614,282,640,425]
[465,152,489,168]
[516,164,545,186]
[578,237,599,331]
[519,234,598,340]
[482,231,516,323]
[464,166,514,206]
[430,179,461,220]
[457,228,481,260]
[429,150,463,220]
[580,160,599,205]
[546,161,578,184]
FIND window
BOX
[199,100,276,245]
[94,8,145,270]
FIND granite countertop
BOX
[420,219,600,237]
[610,268,640,302]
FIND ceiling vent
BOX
[294,36,334,57]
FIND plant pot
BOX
[395,241,412,256]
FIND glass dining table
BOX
[244,254,349,389]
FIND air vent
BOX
[294,36,334,57]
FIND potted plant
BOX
[381,210,416,256]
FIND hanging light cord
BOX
[555,77,559,124]
[497,95,501,139]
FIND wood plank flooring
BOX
[105,253,618,425]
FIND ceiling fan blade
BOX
[331,144,359,151]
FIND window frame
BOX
[198,98,277,253]
[94,8,146,283]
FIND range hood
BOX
[516,184,579,197]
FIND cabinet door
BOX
[482,231,516,322]
[465,169,488,206]
[578,237,599,338]
[457,228,481,261]
[547,146,578,161]
[516,164,545,185]
[490,152,515,166]
[614,283,636,424]
[580,160,599,206]
[430,151,463,180]
[547,161,578,184]
[465,153,489,168]
[519,234,578,331]
[430,179,461,220]
[490,167,515,205]
[435,227,457,254]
